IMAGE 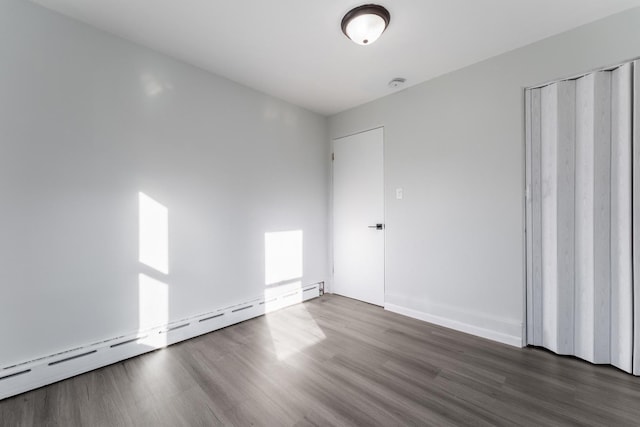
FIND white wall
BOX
[329,7,640,346]
[0,0,329,367]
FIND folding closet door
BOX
[634,60,640,375]
[610,64,633,373]
[526,62,635,374]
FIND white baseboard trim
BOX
[384,303,523,348]
[0,282,322,401]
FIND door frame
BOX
[330,125,386,304]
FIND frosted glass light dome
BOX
[341,4,390,46]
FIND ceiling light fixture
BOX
[341,4,390,46]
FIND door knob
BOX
[368,224,385,230]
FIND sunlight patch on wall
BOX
[264,230,303,286]
[139,192,169,274]
[138,273,169,348]
[263,229,321,359]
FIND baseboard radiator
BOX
[0,282,322,401]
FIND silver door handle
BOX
[368,224,385,230]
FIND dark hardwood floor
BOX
[2,294,640,426]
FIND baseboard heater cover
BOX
[0,282,321,401]
[110,337,146,349]
[48,350,98,367]
[199,313,224,322]
[231,305,253,313]
[0,370,31,382]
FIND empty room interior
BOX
[4,0,640,425]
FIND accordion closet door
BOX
[525,61,640,374]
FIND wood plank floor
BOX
[2,294,640,426]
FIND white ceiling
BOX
[30,0,640,115]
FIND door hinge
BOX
[331,153,335,161]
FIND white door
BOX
[333,127,385,306]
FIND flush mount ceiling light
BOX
[341,4,390,46]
